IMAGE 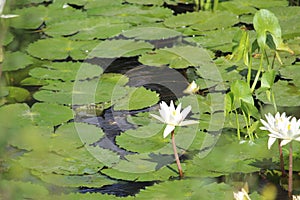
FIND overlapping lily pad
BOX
[87,39,154,58]
[27,38,96,60]
[29,62,103,82]
[2,51,33,72]
[122,27,182,40]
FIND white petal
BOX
[163,125,175,138]
[180,120,199,126]
[150,114,165,123]
[268,137,277,149]
[169,100,175,112]
[181,105,191,120]
[280,139,292,147]
[176,103,182,113]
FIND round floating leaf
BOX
[2,51,33,72]
[122,27,181,40]
[101,162,179,181]
[49,193,131,200]
[218,1,257,15]
[125,0,164,6]
[113,87,159,110]
[256,80,300,107]
[27,38,96,60]
[87,39,154,58]
[17,150,103,175]
[0,180,49,199]
[190,11,238,32]
[279,65,300,88]
[116,123,166,153]
[4,86,30,103]
[31,103,74,126]
[45,17,130,40]
[32,171,116,188]
[135,179,233,200]
[164,12,207,28]
[29,62,103,82]
[10,4,86,29]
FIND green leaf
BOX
[0,180,49,199]
[256,80,300,107]
[87,39,153,58]
[253,9,292,53]
[45,17,130,40]
[29,62,103,82]
[261,70,275,89]
[10,5,86,29]
[124,0,164,6]
[2,51,33,72]
[113,87,159,110]
[136,179,233,200]
[27,38,96,60]
[164,12,208,28]
[30,103,74,126]
[32,171,116,187]
[122,27,181,40]
[230,80,253,107]
[4,86,30,103]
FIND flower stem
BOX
[171,130,183,178]
[288,142,293,198]
[278,139,286,177]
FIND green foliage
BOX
[2,51,33,72]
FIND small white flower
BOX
[183,81,199,94]
[233,188,251,200]
[260,112,300,149]
[150,100,198,138]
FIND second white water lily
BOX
[260,112,300,149]
[150,100,198,138]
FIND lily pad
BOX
[2,51,33,72]
[29,62,103,82]
[4,86,30,103]
[279,64,300,88]
[124,0,164,6]
[45,17,130,40]
[27,38,96,60]
[113,87,159,110]
[135,179,233,200]
[256,80,300,107]
[164,12,208,28]
[32,171,116,187]
[0,180,49,199]
[10,4,86,29]
[122,27,182,40]
[87,39,154,58]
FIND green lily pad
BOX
[218,1,257,15]
[122,27,182,40]
[29,62,103,82]
[256,80,300,107]
[187,27,240,52]
[30,103,74,126]
[48,193,133,200]
[279,64,300,88]
[10,4,86,29]
[101,162,180,181]
[45,17,130,40]
[164,12,208,28]
[135,179,233,200]
[116,123,166,153]
[124,0,164,6]
[87,39,153,58]
[32,171,116,187]
[2,51,33,72]
[113,87,159,110]
[190,11,239,32]
[27,38,96,60]
[0,180,49,199]
[139,46,216,69]
[4,86,30,103]
[34,73,128,105]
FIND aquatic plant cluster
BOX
[1,0,300,199]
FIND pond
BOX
[1,0,300,199]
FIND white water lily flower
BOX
[183,81,199,94]
[260,112,300,149]
[150,100,198,138]
[233,188,251,200]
